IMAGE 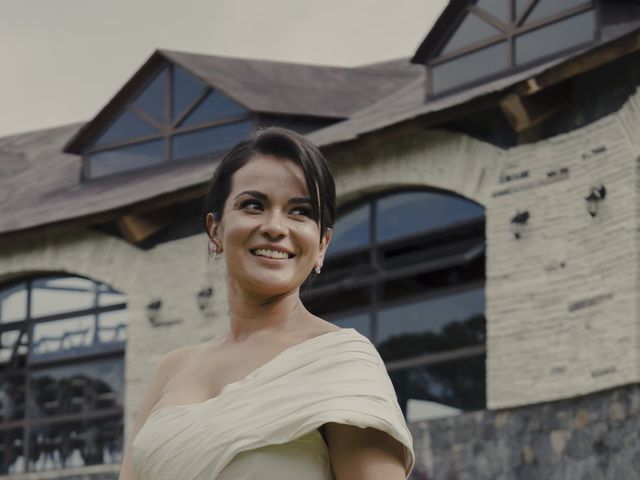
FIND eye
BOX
[290,206,313,217]
[239,199,263,211]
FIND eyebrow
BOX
[235,190,312,205]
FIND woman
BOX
[119,128,415,479]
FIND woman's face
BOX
[207,154,332,298]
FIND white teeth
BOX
[253,248,290,259]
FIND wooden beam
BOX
[117,207,177,244]
[500,82,568,133]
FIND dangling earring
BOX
[208,240,221,257]
[314,265,321,274]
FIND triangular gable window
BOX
[426,0,596,96]
[83,63,252,180]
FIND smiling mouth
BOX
[250,248,295,260]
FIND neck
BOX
[225,280,308,341]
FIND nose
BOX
[260,210,287,239]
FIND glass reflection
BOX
[28,415,123,472]
[92,110,157,149]
[0,330,23,364]
[376,191,483,243]
[88,139,165,178]
[172,121,252,160]
[172,65,207,122]
[0,282,27,323]
[179,90,248,128]
[331,313,372,339]
[441,12,501,56]
[376,288,485,359]
[0,429,25,475]
[31,277,96,318]
[515,10,595,66]
[432,41,509,93]
[32,312,127,360]
[29,358,124,418]
[389,354,486,412]
[525,0,590,24]
[327,203,371,256]
[133,68,168,124]
[0,371,25,421]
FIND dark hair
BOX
[202,127,336,240]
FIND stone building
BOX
[1,0,640,478]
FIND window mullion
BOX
[24,279,32,472]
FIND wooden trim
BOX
[128,104,164,131]
[468,5,510,32]
[515,0,538,27]
[172,88,210,128]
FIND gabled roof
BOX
[64,50,422,153]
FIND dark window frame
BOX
[426,0,600,97]
[81,63,254,180]
[0,274,127,474]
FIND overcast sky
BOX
[0,0,448,137]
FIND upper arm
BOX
[323,422,407,480]
[118,347,191,480]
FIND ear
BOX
[316,228,333,268]
[206,213,223,249]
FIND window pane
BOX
[432,41,509,94]
[441,12,502,56]
[31,316,95,360]
[172,65,207,121]
[0,282,27,323]
[0,329,24,365]
[97,310,128,347]
[376,288,485,359]
[0,429,25,475]
[327,203,371,256]
[389,354,486,413]
[376,191,484,244]
[29,358,124,418]
[331,312,372,340]
[515,10,595,66]
[179,90,247,128]
[96,285,126,308]
[0,370,25,421]
[172,121,252,160]
[476,0,509,23]
[91,110,158,149]
[525,0,590,24]
[132,68,168,124]
[28,415,123,472]
[31,277,97,318]
[88,139,165,178]
[304,286,372,318]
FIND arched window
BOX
[426,0,597,95]
[302,190,486,419]
[84,64,253,179]
[0,275,127,474]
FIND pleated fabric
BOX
[131,328,415,479]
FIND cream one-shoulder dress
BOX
[131,328,415,479]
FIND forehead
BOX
[230,154,308,195]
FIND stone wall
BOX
[409,383,640,480]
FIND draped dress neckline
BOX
[147,327,355,422]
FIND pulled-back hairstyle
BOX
[202,127,336,240]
